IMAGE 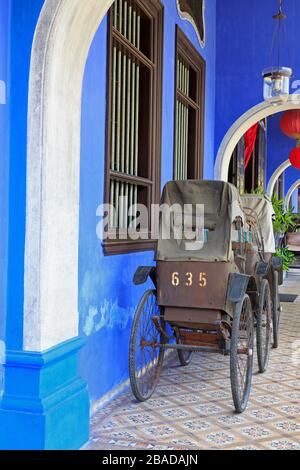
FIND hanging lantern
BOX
[280,110,300,170]
[289,147,300,170]
[263,67,292,102]
[280,110,300,139]
[262,0,292,102]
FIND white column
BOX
[266,159,291,197]
[24,0,114,352]
[285,180,300,209]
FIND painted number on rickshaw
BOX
[172,272,180,286]
[199,272,207,287]
[171,272,207,288]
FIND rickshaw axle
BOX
[140,339,248,356]
[140,340,227,355]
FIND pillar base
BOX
[0,337,90,450]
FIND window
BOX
[104,0,163,255]
[174,26,205,181]
[229,120,267,194]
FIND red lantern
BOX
[280,110,300,169]
[280,110,300,139]
[289,147,300,170]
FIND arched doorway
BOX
[24,0,115,352]
[266,159,291,197]
[215,97,300,183]
[285,180,300,209]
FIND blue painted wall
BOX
[0,0,10,393]
[3,0,299,412]
[78,0,217,404]
[5,0,44,353]
[215,0,300,195]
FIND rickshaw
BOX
[241,194,282,351]
[129,181,282,413]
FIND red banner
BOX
[244,123,259,170]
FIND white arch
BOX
[25,0,114,352]
[215,97,300,182]
[266,159,291,197]
[285,180,300,209]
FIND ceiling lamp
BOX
[263,0,292,102]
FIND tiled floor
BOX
[87,275,300,450]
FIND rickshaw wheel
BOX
[272,271,281,349]
[230,295,254,414]
[256,280,272,373]
[129,290,165,402]
[175,329,193,367]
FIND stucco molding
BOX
[25,0,114,351]
[285,179,300,209]
[176,0,206,48]
[266,159,291,197]
[215,96,300,182]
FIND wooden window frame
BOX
[173,26,206,181]
[103,0,164,256]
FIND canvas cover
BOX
[156,180,245,262]
[241,195,276,254]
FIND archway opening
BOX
[215,97,300,185]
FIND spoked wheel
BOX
[129,290,165,402]
[175,329,193,367]
[272,271,281,349]
[257,280,272,373]
[230,295,254,413]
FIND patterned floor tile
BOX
[86,275,300,451]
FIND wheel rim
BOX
[236,299,253,402]
[272,271,280,348]
[176,329,193,366]
[179,350,193,364]
[130,291,165,400]
[231,295,254,412]
[260,283,272,369]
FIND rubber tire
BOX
[175,329,193,367]
[177,349,193,367]
[230,295,254,414]
[272,271,281,349]
[129,290,165,402]
[257,280,272,373]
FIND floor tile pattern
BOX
[87,275,300,450]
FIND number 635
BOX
[171,272,207,287]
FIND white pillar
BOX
[285,180,300,209]
[266,159,291,197]
[24,0,114,352]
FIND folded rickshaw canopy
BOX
[156,180,246,262]
[240,194,276,254]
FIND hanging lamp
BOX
[262,0,292,102]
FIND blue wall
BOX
[4,0,299,412]
[5,0,44,353]
[78,0,216,404]
[215,0,300,196]
[0,0,10,393]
